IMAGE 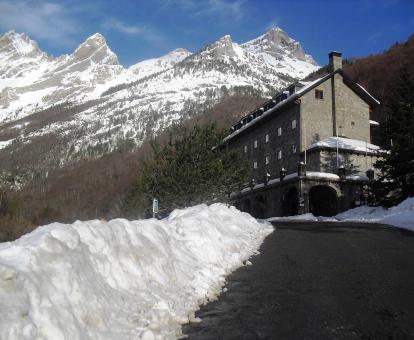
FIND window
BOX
[253,140,258,149]
[291,119,296,130]
[243,145,248,153]
[265,155,270,165]
[315,89,324,99]
[277,150,282,160]
[277,127,282,136]
[291,144,297,154]
[265,133,270,143]
[253,161,258,169]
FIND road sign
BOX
[152,198,159,214]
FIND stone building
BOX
[225,52,384,217]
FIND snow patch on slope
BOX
[0,204,273,340]
[129,48,192,79]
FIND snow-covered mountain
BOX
[0,32,123,121]
[129,48,192,79]
[242,27,317,74]
[0,27,319,170]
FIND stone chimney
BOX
[329,51,342,71]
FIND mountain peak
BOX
[77,33,108,51]
[241,27,315,63]
[268,26,284,32]
[85,33,106,45]
[171,48,191,54]
[242,27,293,50]
[0,30,43,57]
[196,34,241,59]
[73,33,119,65]
[219,34,232,42]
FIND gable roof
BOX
[224,69,380,143]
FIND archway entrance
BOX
[282,187,298,216]
[252,195,265,218]
[309,185,338,216]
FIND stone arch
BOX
[252,194,266,219]
[282,186,298,216]
[309,185,338,216]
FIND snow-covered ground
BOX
[268,197,414,231]
[0,204,273,340]
[335,197,414,230]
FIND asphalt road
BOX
[183,222,414,340]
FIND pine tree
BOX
[125,124,249,216]
[375,65,414,205]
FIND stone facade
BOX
[306,149,381,176]
[234,174,367,218]
[226,52,382,218]
[230,102,301,181]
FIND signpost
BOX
[152,198,159,218]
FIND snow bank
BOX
[267,198,414,231]
[336,197,414,231]
[0,204,273,340]
[267,213,318,222]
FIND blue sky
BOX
[0,0,413,66]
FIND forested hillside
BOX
[0,95,265,241]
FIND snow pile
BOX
[268,197,414,231]
[0,204,273,340]
[267,213,318,222]
[336,197,414,230]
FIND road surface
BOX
[183,222,414,340]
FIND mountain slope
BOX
[129,48,192,79]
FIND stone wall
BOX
[300,73,371,152]
[300,80,334,150]
[305,149,381,176]
[334,74,371,141]
[234,176,368,218]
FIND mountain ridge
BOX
[0,27,319,175]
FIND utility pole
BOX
[336,127,339,171]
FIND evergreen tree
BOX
[375,66,414,205]
[125,124,249,216]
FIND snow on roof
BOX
[223,77,324,142]
[357,83,380,105]
[225,70,379,143]
[307,137,383,153]
[306,171,340,180]
[0,139,13,150]
[369,119,380,126]
[295,77,323,95]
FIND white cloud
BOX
[103,18,146,35]
[0,0,79,46]
[163,0,246,20]
[102,18,162,43]
[198,0,245,20]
